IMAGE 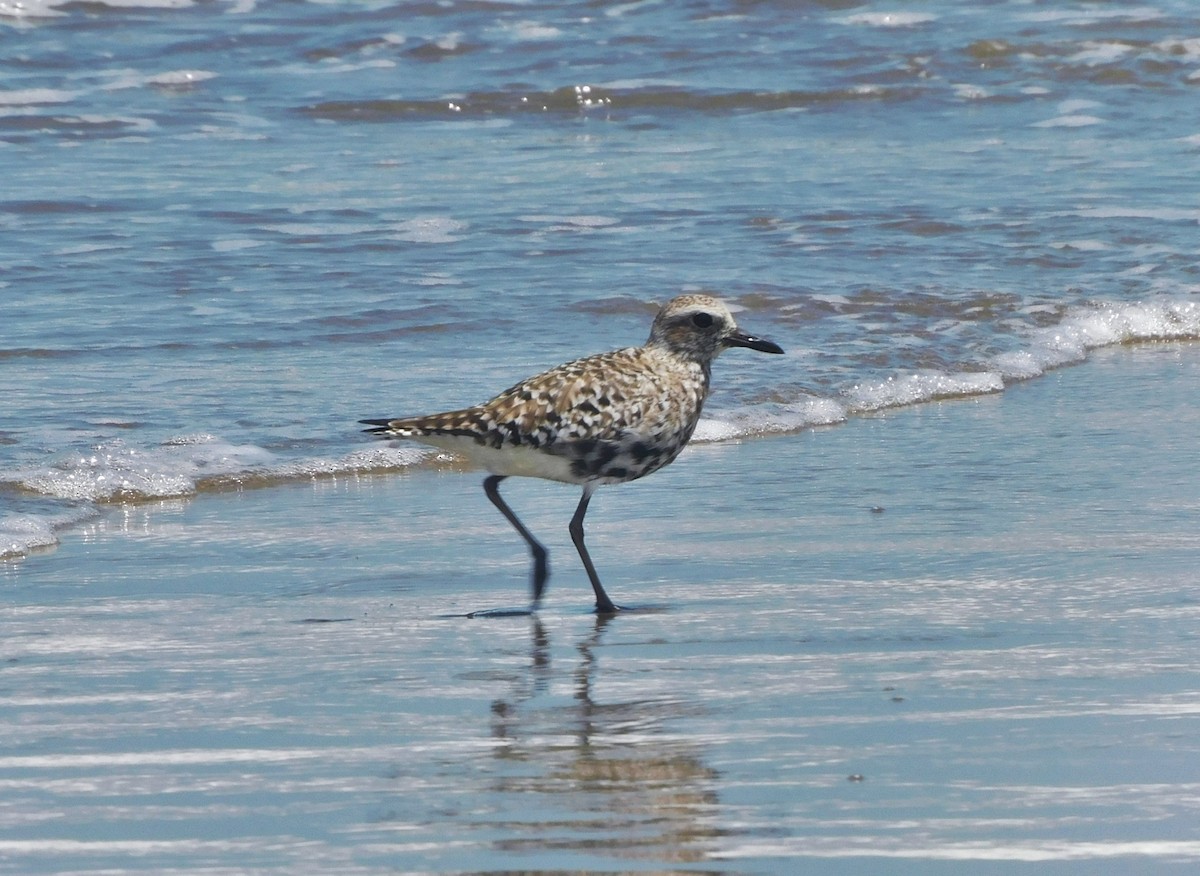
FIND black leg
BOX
[483,475,549,608]
[569,486,618,614]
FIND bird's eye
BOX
[691,312,714,328]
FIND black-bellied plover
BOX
[361,294,783,613]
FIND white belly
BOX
[408,434,581,484]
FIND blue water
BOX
[2,0,1200,871]
[4,0,1200,547]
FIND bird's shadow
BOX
[440,602,671,620]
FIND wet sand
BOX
[3,342,1199,874]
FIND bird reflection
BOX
[486,615,722,864]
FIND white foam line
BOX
[844,370,1004,413]
[0,748,329,770]
[993,298,1200,381]
[696,298,1198,442]
[1,506,100,560]
[718,838,1200,862]
[0,738,498,771]
[0,838,293,855]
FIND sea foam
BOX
[992,299,1199,381]
[0,506,98,560]
[17,436,275,503]
[15,436,431,504]
[703,298,1198,440]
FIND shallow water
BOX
[2,0,1200,871]
[3,344,1198,873]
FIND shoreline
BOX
[5,336,1196,566]
[2,341,1198,873]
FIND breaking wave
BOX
[699,297,1199,439]
[3,298,1195,560]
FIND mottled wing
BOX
[485,346,708,480]
[363,346,709,481]
[360,348,659,447]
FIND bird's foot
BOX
[592,601,669,615]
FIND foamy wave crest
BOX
[843,298,1198,413]
[1,507,99,560]
[694,397,847,442]
[15,436,433,503]
[845,370,1004,413]
[0,0,65,19]
[18,436,275,502]
[992,299,1200,380]
[208,445,430,489]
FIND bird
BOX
[360,293,783,614]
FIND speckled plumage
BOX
[361,294,783,613]
[365,343,708,486]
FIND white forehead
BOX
[661,294,736,321]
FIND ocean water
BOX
[4,0,1200,551]
[2,0,1199,871]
